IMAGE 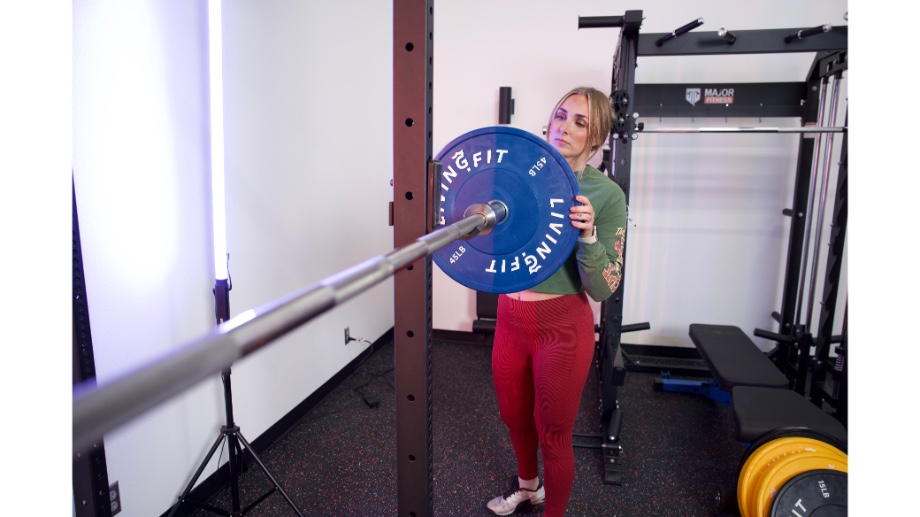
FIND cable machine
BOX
[579,11,848,428]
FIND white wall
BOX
[431,0,849,351]
[218,0,394,451]
[73,1,220,515]
[72,1,392,515]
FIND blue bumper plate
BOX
[432,126,579,294]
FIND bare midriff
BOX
[504,290,565,302]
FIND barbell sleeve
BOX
[461,200,508,238]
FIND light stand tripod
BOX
[167,279,304,516]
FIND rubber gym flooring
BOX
[190,336,744,517]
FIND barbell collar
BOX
[460,200,508,239]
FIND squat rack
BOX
[577,9,849,469]
[389,2,850,511]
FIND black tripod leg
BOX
[167,432,229,517]
[236,433,305,517]
[226,430,242,515]
[168,367,301,516]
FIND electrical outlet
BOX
[344,326,351,344]
[109,481,121,515]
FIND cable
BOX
[345,335,392,408]
[352,364,395,409]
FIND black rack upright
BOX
[580,12,849,432]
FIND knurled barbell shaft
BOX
[72,200,507,452]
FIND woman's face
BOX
[548,94,591,170]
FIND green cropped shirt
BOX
[532,164,627,302]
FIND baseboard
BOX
[160,327,395,517]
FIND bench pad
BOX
[689,324,789,390]
[731,385,848,448]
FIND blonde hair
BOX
[546,86,614,163]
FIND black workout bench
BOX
[672,324,848,516]
[658,324,846,443]
[655,324,789,405]
[675,323,847,447]
[731,385,847,448]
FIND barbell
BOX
[73,126,581,450]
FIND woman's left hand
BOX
[570,195,595,238]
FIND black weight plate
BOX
[770,470,847,517]
[432,126,579,294]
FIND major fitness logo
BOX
[686,87,735,106]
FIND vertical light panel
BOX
[209,0,228,280]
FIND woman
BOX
[486,87,627,516]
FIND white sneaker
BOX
[485,476,545,516]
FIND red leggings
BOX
[492,292,595,517]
